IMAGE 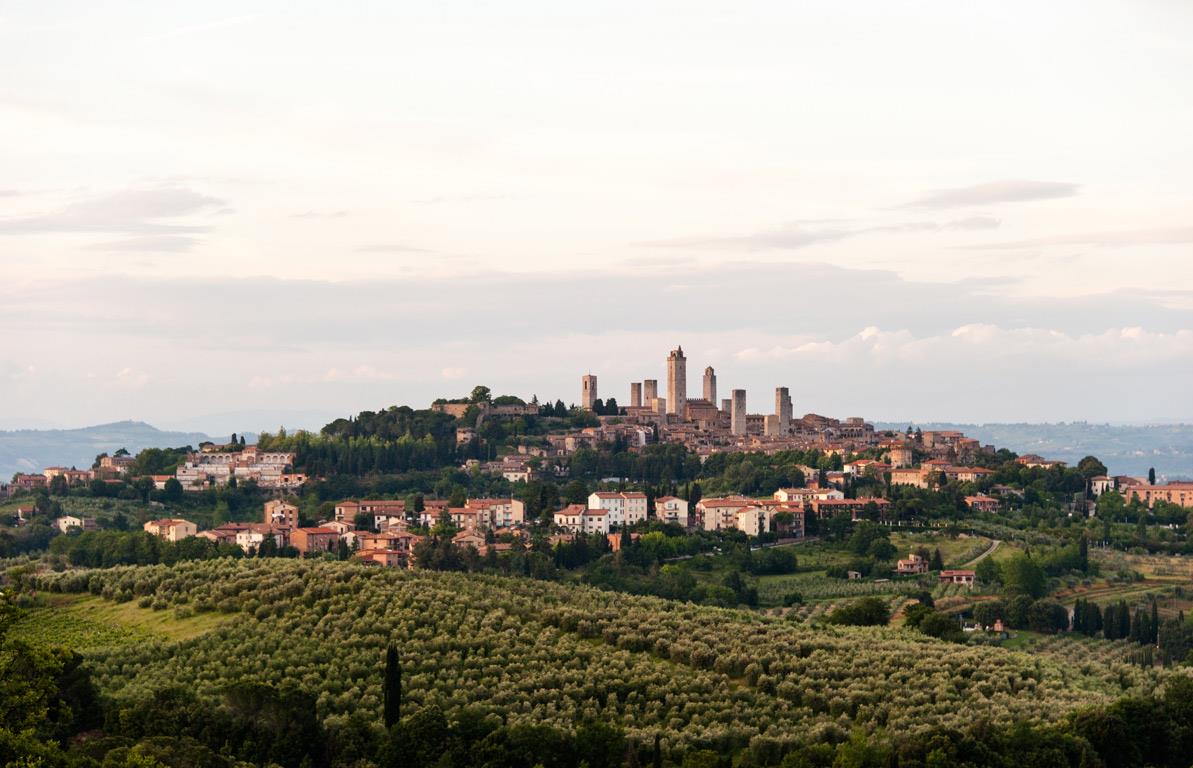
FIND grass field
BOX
[9,593,231,651]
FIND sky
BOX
[2,1,1193,434]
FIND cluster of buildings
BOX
[174,444,307,491]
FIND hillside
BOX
[876,421,1193,478]
[0,420,212,478]
[27,559,1166,752]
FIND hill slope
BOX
[31,559,1165,750]
[0,420,212,478]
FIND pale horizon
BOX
[4,1,1193,429]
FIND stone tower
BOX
[666,346,687,417]
[581,374,598,411]
[703,366,717,405]
[775,387,792,434]
[630,382,642,408]
[731,389,747,435]
[643,379,658,407]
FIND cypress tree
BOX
[1104,604,1117,639]
[383,646,402,728]
[1119,600,1131,639]
[653,734,662,768]
[1151,600,1160,644]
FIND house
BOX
[264,499,300,527]
[1016,454,1066,470]
[552,504,588,533]
[235,524,290,552]
[1118,483,1193,509]
[964,495,1000,513]
[1089,476,1113,497]
[949,466,995,483]
[55,515,97,534]
[334,499,407,526]
[466,498,526,528]
[452,530,489,552]
[322,519,355,536]
[889,468,928,488]
[581,507,610,535]
[292,527,340,555]
[12,473,48,492]
[654,496,690,527]
[355,548,412,569]
[196,523,253,546]
[734,506,772,537]
[696,497,756,531]
[770,505,806,538]
[587,492,648,527]
[939,569,976,588]
[808,497,891,520]
[357,531,423,554]
[896,552,929,576]
[143,518,197,541]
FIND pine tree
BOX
[383,646,402,728]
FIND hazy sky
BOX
[3,1,1193,433]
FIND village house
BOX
[889,468,928,488]
[808,497,891,520]
[235,524,290,553]
[587,491,648,527]
[653,496,690,527]
[939,569,976,588]
[292,527,340,555]
[196,523,253,546]
[734,506,772,537]
[143,518,197,541]
[264,499,300,527]
[12,473,48,492]
[896,552,929,576]
[964,495,1000,513]
[1089,475,1113,497]
[1119,482,1193,509]
[465,498,526,528]
[55,515,97,534]
[552,504,587,533]
[696,497,757,531]
[1016,454,1066,470]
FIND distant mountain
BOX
[875,421,1193,480]
[0,421,212,479]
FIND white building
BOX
[587,491,648,527]
[654,496,690,527]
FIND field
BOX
[26,558,1173,752]
[10,593,231,650]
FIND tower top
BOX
[705,366,714,374]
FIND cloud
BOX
[144,14,260,42]
[292,210,349,220]
[0,190,21,197]
[0,186,226,235]
[84,235,202,252]
[322,365,402,383]
[643,220,944,251]
[945,216,1001,231]
[356,244,434,254]
[904,180,1079,209]
[440,367,468,380]
[971,226,1193,250]
[114,367,149,389]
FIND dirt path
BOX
[963,539,1001,567]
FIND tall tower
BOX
[581,374,598,411]
[643,379,658,406]
[666,346,687,417]
[731,390,747,435]
[775,387,792,434]
[703,366,716,404]
[630,382,642,408]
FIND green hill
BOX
[29,559,1166,752]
